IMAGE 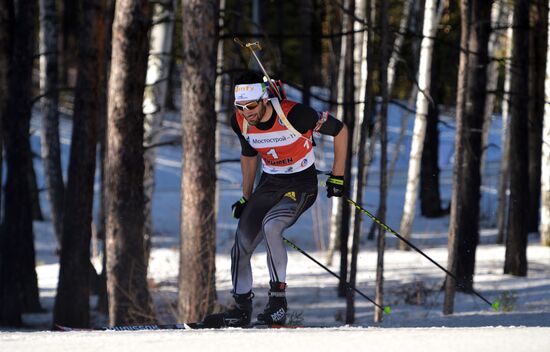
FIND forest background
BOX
[0,0,549,331]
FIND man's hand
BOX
[231,196,248,218]
[326,174,345,198]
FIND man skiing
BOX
[202,70,348,327]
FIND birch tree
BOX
[39,0,65,245]
[177,0,219,323]
[541,0,550,247]
[143,0,176,266]
[399,0,440,250]
[106,0,155,325]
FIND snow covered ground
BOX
[1,100,550,351]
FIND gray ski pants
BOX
[231,171,317,294]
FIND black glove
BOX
[231,196,248,218]
[326,174,345,198]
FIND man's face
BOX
[235,98,266,126]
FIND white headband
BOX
[234,83,267,101]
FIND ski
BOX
[55,323,194,332]
[55,322,308,332]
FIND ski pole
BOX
[233,37,283,101]
[345,197,500,311]
[282,237,391,314]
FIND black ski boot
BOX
[201,291,254,328]
[257,281,288,325]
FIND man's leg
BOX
[257,190,317,324]
[262,190,317,283]
[231,183,280,294]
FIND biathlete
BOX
[202,70,348,327]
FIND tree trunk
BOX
[399,0,439,250]
[454,0,491,292]
[504,0,530,277]
[496,9,515,245]
[0,0,20,326]
[177,0,219,323]
[106,0,155,325]
[387,0,414,97]
[444,0,492,313]
[346,0,373,324]
[420,43,443,218]
[444,0,471,316]
[374,0,389,324]
[542,0,550,248]
[60,0,78,85]
[54,0,106,328]
[0,0,8,220]
[480,1,508,175]
[1,0,41,324]
[39,0,65,246]
[337,0,355,298]
[527,0,547,233]
[143,0,176,267]
[95,0,116,315]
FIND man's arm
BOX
[240,155,258,199]
[332,123,348,176]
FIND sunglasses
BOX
[234,99,261,111]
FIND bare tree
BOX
[480,1,508,174]
[527,0,548,233]
[332,0,355,298]
[444,0,492,314]
[0,0,9,219]
[374,0,390,324]
[496,8,515,244]
[177,0,219,323]
[504,0,530,277]
[1,0,41,325]
[399,0,440,250]
[541,0,550,247]
[54,0,106,328]
[347,0,374,324]
[539,0,550,246]
[106,0,155,325]
[143,0,177,266]
[39,0,65,246]
[0,0,19,327]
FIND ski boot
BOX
[257,281,288,325]
[201,291,254,328]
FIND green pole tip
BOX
[383,306,391,315]
[491,301,500,311]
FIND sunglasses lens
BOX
[235,100,260,111]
